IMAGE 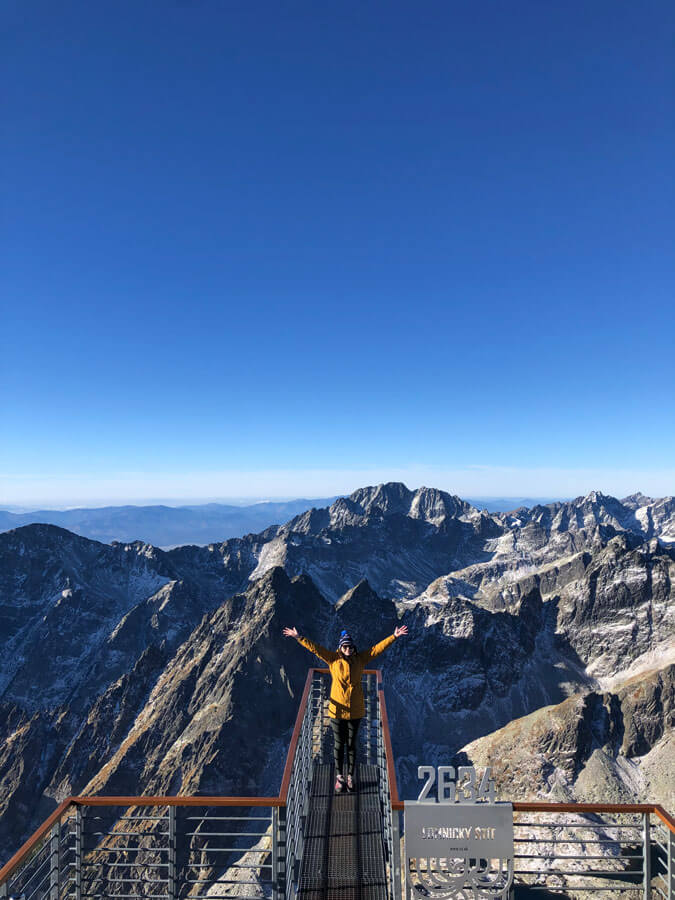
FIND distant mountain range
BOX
[0,498,340,547]
[0,482,673,865]
[0,496,563,547]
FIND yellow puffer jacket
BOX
[296,633,397,720]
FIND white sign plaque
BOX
[405,800,513,859]
[404,765,514,900]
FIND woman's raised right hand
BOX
[283,626,299,638]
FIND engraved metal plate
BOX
[405,801,514,900]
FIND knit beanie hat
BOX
[338,629,356,651]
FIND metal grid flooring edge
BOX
[297,763,388,900]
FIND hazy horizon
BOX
[1,473,670,513]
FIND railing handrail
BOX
[513,801,675,832]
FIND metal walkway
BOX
[298,763,388,900]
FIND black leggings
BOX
[330,717,361,776]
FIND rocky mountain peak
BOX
[344,482,472,525]
[409,486,472,523]
[332,579,399,649]
[2,521,91,552]
[621,492,655,508]
[335,578,395,622]
[348,482,414,516]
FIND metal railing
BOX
[3,670,673,899]
[0,667,401,900]
[0,797,281,900]
[509,803,675,898]
[281,668,402,900]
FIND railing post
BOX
[668,824,674,900]
[391,806,402,900]
[75,805,82,900]
[319,674,324,750]
[277,804,287,900]
[0,880,7,898]
[49,822,59,900]
[643,812,651,900]
[365,673,371,765]
[168,804,177,900]
[273,806,281,900]
[272,806,278,900]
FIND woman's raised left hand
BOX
[394,625,408,638]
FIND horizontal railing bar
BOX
[183,815,271,820]
[175,847,266,862]
[514,802,656,813]
[80,861,170,868]
[514,822,641,829]
[185,862,271,869]
[86,815,169,821]
[513,838,640,844]
[79,894,168,898]
[105,813,168,819]
[510,887,641,892]
[183,892,271,898]
[80,876,169,883]
[186,860,272,867]
[85,831,169,837]
[73,796,283,807]
[81,847,169,853]
[184,894,271,899]
[185,877,273,883]
[181,831,272,853]
[183,874,273,882]
[176,830,269,836]
[512,870,642,877]
[513,854,643,860]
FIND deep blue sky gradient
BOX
[2,1,674,501]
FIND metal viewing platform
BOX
[1,667,673,899]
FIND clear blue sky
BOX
[2,0,674,504]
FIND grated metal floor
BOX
[297,763,389,900]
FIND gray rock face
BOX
[250,483,500,602]
[459,664,675,810]
[0,481,673,862]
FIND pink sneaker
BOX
[335,774,345,793]
[346,774,354,792]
